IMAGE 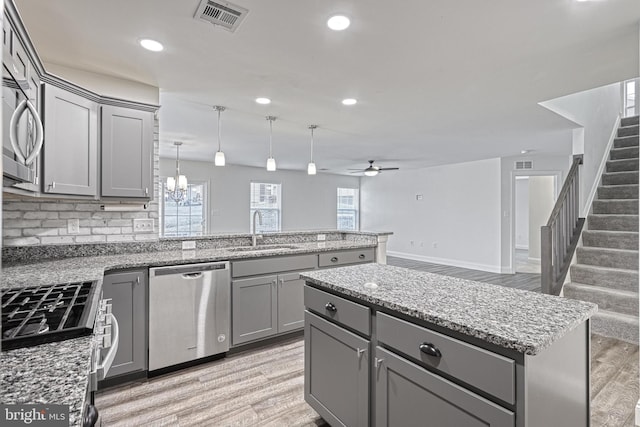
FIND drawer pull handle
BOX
[356,348,366,359]
[325,302,337,312]
[375,357,384,369]
[358,254,366,259]
[419,343,442,358]
[330,257,339,263]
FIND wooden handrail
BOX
[541,156,585,295]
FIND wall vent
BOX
[515,160,533,170]
[194,0,249,32]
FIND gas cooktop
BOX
[1,281,100,351]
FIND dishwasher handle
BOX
[151,262,229,277]
[182,272,203,279]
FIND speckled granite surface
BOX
[2,241,376,289]
[300,263,597,355]
[1,336,95,427]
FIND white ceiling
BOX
[14,0,640,174]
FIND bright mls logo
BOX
[0,405,68,426]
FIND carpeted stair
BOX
[564,115,639,344]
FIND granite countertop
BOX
[2,240,376,289]
[1,239,377,425]
[300,263,598,356]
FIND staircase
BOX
[564,115,639,344]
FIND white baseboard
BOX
[527,256,541,263]
[583,115,621,217]
[387,251,503,274]
[515,244,529,250]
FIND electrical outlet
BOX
[317,234,326,241]
[416,194,423,201]
[67,219,79,234]
[182,240,196,250]
[410,240,415,246]
[133,218,154,233]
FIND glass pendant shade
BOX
[166,176,176,192]
[267,157,277,171]
[307,162,316,175]
[214,151,226,166]
[177,175,188,191]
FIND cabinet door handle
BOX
[325,302,337,312]
[330,257,338,263]
[374,357,384,369]
[145,187,149,195]
[136,276,140,285]
[272,280,277,287]
[358,254,366,259]
[356,348,366,359]
[50,181,56,190]
[278,278,284,287]
[419,343,442,358]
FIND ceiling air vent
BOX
[515,160,533,170]
[194,0,249,32]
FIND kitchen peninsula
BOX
[301,263,598,427]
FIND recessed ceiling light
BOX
[342,98,357,106]
[255,97,271,105]
[139,39,164,52]
[327,15,350,31]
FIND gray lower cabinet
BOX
[374,346,515,427]
[232,274,278,345]
[100,270,147,379]
[232,271,307,345]
[101,105,153,198]
[43,83,98,196]
[304,311,369,427]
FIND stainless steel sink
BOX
[228,245,299,252]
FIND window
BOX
[337,188,359,231]
[160,181,206,237]
[250,182,281,233]
[624,79,638,118]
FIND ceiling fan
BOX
[349,160,400,177]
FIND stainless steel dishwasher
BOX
[148,261,230,371]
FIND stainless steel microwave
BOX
[2,55,43,187]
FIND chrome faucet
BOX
[252,210,263,247]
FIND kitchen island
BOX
[1,231,388,426]
[300,263,598,427]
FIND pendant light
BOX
[213,105,226,166]
[266,116,277,171]
[307,125,317,175]
[167,141,188,201]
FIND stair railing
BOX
[541,155,586,295]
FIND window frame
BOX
[337,187,360,231]
[250,181,282,233]
[159,179,208,237]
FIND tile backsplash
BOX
[2,120,160,247]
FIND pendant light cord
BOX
[269,118,273,157]
[217,109,222,152]
[310,126,314,162]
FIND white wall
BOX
[500,153,571,272]
[528,176,556,260]
[160,159,360,233]
[360,158,502,272]
[540,82,622,215]
[514,178,529,250]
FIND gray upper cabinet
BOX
[101,105,153,198]
[100,270,147,380]
[232,274,278,345]
[374,346,515,427]
[43,83,98,196]
[304,311,369,427]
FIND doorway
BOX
[513,175,558,274]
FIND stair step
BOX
[570,264,639,292]
[582,230,639,250]
[618,124,639,137]
[621,116,640,127]
[588,214,639,231]
[591,310,639,345]
[606,158,639,172]
[592,199,639,214]
[601,171,638,186]
[613,135,639,149]
[564,282,638,316]
[576,246,639,269]
[597,184,639,199]
[610,146,639,160]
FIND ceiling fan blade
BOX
[349,171,363,174]
[378,167,400,171]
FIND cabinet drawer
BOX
[318,248,375,267]
[304,285,370,336]
[377,312,515,404]
[232,254,317,278]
